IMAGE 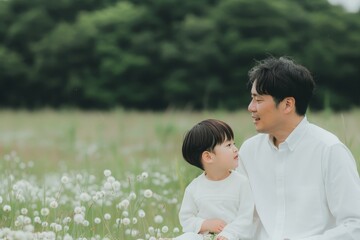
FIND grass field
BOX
[0,109,359,239]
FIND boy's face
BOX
[212,139,238,171]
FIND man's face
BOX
[248,81,284,135]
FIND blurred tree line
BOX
[0,0,359,111]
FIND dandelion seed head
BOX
[74,206,83,214]
[122,217,130,226]
[112,181,121,190]
[141,172,149,179]
[138,209,145,218]
[132,217,138,224]
[103,182,112,190]
[104,213,111,220]
[143,189,153,198]
[154,215,163,224]
[129,192,136,200]
[40,208,50,216]
[173,227,180,233]
[94,218,101,224]
[80,192,91,202]
[83,220,89,226]
[122,211,129,217]
[21,208,28,215]
[148,226,155,234]
[50,200,58,208]
[104,170,111,177]
[74,213,84,224]
[3,205,11,212]
[161,226,169,233]
[61,176,69,184]
[119,199,130,209]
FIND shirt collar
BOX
[268,116,309,151]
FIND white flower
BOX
[138,209,146,218]
[21,208,28,215]
[112,181,121,190]
[129,192,136,200]
[3,205,11,212]
[104,213,111,220]
[141,172,149,179]
[80,192,91,202]
[63,234,73,240]
[34,216,41,223]
[143,189,153,198]
[49,200,58,208]
[61,176,69,184]
[119,199,130,209]
[74,206,83,214]
[173,227,180,233]
[122,218,130,226]
[148,226,155,235]
[40,208,50,216]
[94,218,101,224]
[55,224,62,232]
[74,213,84,224]
[83,220,89,226]
[104,170,111,177]
[103,182,112,190]
[154,215,163,224]
[132,217,138,224]
[162,226,169,233]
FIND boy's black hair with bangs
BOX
[182,119,234,170]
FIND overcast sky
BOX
[328,0,360,12]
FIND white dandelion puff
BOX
[162,226,169,233]
[143,189,153,198]
[122,218,130,226]
[104,213,111,220]
[138,209,146,218]
[49,200,58,209]
[104,170,111,177]
[154,215,163,224]
[3,205,11,212]
[40,208,49,216]
[74,213,84,224]
[61,176,69,184]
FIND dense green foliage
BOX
[0,0,359,111]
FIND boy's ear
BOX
[202,151,213,164]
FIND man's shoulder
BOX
[307,123,341,146]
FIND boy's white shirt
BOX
[178,170,255,240]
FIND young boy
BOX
[174,119,254,240]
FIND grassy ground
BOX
[0,109,359,239]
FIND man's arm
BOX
[300,144,360,240]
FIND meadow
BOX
[0,109,359,240]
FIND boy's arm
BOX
[178,186,205,234]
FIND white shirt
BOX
[239,117,360,240]
[178,171,255,240]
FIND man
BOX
[238,56,360,240]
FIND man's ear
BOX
[283,97,295,113]
[202,151,213,164]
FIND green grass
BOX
[0,109,359,239]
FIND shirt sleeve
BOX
[218,175,255,240]
[300,143,360,240]
[178,184,204,234]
